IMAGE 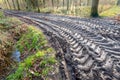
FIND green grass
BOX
[0,11,56,80]
[100,6,120,17]
[7,50,55,80]
[0,11,5,18]
[0,11,29,79]
[16,26,47,53]
[7,26,56,80]
[0,11,22,29]
[0,11,23,54]
[53,6,91,17]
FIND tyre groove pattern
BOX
[5,11,120,80]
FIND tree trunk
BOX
[67,0,70,12]
[25,0,32,11]
[90,0,99,17]
[79,0,81,6]
[16,0,20,10]
[20,0,26,10]
[86,0,90,6]
[12,0,16,10]
[43,0,46,8]
[57,0,59,9]
[37,0,40,12]
[51,0,54,8]
[70,0,73,11]
[117,0,120,6]
[63,0,65,8]
[3,0,8,9]
[6,0,12,9]
[25,0,28,10]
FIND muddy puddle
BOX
[11,49,21,62]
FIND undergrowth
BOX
[7,50,56,80]
[16,26,47,53]
[7,26,56,80]
[0,11,27,79]
[0,11,56,80]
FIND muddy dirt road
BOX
[5,10,120,80]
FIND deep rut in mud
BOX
[5,10,120,80]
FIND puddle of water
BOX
[11,49,21,62]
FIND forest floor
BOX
[0,11,59,80]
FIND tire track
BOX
[5,10,120,80]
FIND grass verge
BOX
[7,26,57,80]
[0,11,27,78]
[0,11,57,80]
[100,6,120,17]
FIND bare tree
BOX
[3,0,8,9]
[67,0,70,13]
[6,0,12,9]
[37,0,40,12]
[63,0,65,7]
[51,0,54,8]
[90,0,99,17]
[16,0,20,10]
[57,0,59,9]
[43,0,46,8]
[12,0,16,10]
[70,0,74,11]
[79,0,81,6]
